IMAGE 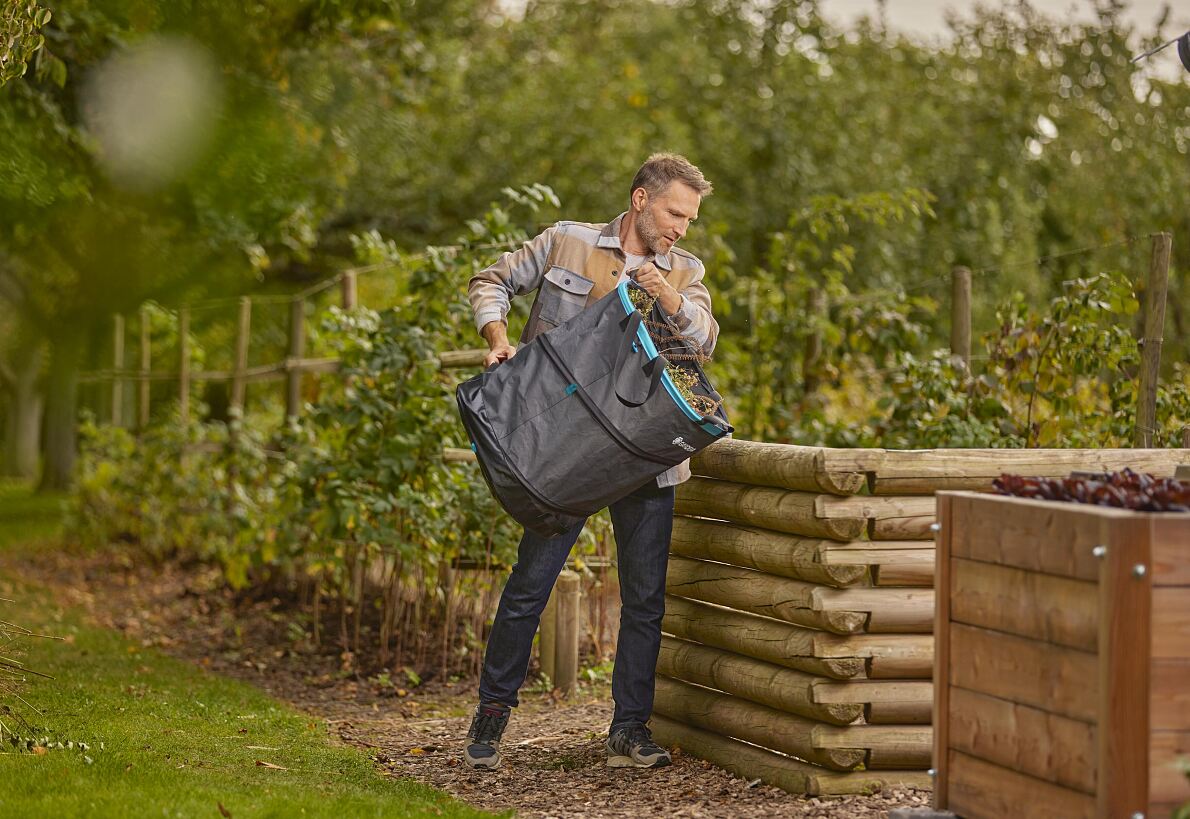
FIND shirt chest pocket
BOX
[538,266,595,325]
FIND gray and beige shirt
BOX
[467,212,720,488]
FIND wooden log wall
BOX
[653,438,1190,798]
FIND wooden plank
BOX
[656,636,862,725]
[340,269,357,308]
[665,556,867,634]
[812,724,932,769]
[230,296,251,413]
[873,564,934,586]
[555,570,580,696]
[823,542,932,561]
[866,701,932,724]
[653,676,866,770]
[1099,514,1153,817]
[824,633,933,679]
[1151,515,1190,585]
[286,297,306,421]
[949,623,1098,722]
[947,750,1095,819]
[870,515,936,541]
[951,266,972,367]
[950,557,1098,651]
[649,715,931,796]
[933,493,954,810]
[438,349,487,369]
[1152,659,1190,731]
[859,447,1190,484]
[1136,232,1172,447]
[947,492,1120,581]
[814,587,934,633]
[821,545,933,565]
[813,679,933,706]
[111,313,125,426]
[662,595,864,679]
[138,304,151,431]
[1150,730,1190,806]
[815,495,936,521]
[1152,586,1190,660]
[177,307,190,421]
[690,438,866,495]
[670,516,868,588]
[948,686,1095,794]
[674,478,865,541]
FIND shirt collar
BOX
[599,212,673,271]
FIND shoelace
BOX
[621,725,659,752]
[470,711,506,745]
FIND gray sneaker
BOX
[463,703,510,769]
[606,723,672,768]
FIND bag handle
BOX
[614,311,665,407]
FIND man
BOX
[463,153,718,770]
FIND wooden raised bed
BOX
[934,492,1190,819]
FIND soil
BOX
[6,548,932,818]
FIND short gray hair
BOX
[630,153,713,199]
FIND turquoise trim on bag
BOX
[616,281,725,436]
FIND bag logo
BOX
[672,436,696,453]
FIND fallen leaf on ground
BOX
[254,760,288,770]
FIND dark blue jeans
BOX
[478,479,674,732]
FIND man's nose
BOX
[676,221,688,238]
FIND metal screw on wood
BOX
[1092,544,1107,559]
[927,768,937,777]
[1131,812,1146,819]
[1132,564,1147,578]
[929,523,941,533]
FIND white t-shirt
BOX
[617,252,649,286]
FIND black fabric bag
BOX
[457,280,731,538]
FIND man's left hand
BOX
[633,263,682,316]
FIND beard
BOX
[635,207,668,255]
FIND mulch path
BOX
[6,548,931,818]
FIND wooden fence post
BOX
[341,270,358,309]
[138,305,151,432]
[178,307,190,423]
[1135,232,1172,448]
[555,569,581,696]
[230,297,252,416]
[286,297,306,422]
[111,314,125,427]
[539,587,558,685]
[802,287,827,411]
[950,266,972,369]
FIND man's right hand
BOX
[484,344,517,368]
[480,321,516,368]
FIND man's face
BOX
[634,181,701,256]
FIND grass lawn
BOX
[0,482,495,819]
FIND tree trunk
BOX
[39,332,83,492]
[1,341,43,479]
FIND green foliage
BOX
[852,270,1190,449]
[0,4,50,87]
[72,194,556,672]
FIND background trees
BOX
[1,0,1188,484]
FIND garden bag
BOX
[456,280,732,538]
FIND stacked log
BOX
[652,439,1190,796]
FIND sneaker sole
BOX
[463,752,502,769]
[606,754,672,769]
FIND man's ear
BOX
[632,187,648,213]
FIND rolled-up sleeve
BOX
[468,225,556,335]
[665,263,719,357]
